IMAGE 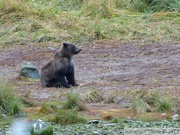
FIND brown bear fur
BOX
[40,42,82,88]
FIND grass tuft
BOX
[0,0,38,18]
[111,117,123,123]
[132,96,152,114]
[156,96,173,112]
[39,102,58,114]
[50,109,86,125]
[129,0,180,12]
[85,90,104,103]
[62,92,86,111]
[131,90,174,114]
[0,79,24,115]
[83,0,115,18]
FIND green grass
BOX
[50,109,86,125]
[39,101,58,114]
[31,125,53,135]
[111,117,123,123]
[0,116,13,127]
[128,0,180,12]
[85,90,104,103]
[62,92,86,111]
[0,80,24,115]
[155,95,173,112]
[131,90,174,114]
[132,97,152,114]
[0,0,179,47]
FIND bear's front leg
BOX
[55,71,70,88]
[66,74,78,86]
[54,82,70,88]
[66,72,78,86]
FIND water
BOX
[10,118,30,135]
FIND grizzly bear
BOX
[40,42,82,88]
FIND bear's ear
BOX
[63,42,70,48]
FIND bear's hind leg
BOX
[55,72,70,88]
[42,81,55,87]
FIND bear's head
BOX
[58,42,82,58]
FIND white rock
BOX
[2,114,7,117]
[161,113,166,116]
[172,114,179,120]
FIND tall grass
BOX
[0,0,179,47]
[50,109,86,125]
[132,97,152,114]
[131,91,173,114]
[39,102,58,114]
[0,0,38,17]
[83,0,115,18]
[62,92,86,111]
[0,80,24,115]
[56,0,84,11]
[148,0,180,12]
[85,90,104,103]
[129,0,180,12]
[152,92,173,112]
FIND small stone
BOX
[93,131,101,135]
[172,114,179,120]
[48,46,56,51]
[126,116,131,119]
[2,114,6,117]
[30,119,53,134]
[86,120,101,124]
[161,113,166,116]
[19,61,40,79]
[124,120,132,123]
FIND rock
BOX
[30,119,53,135]
[124,119,133,123]
[161,113,166,116]
[1,114,6,117]
[86,120,101,124]
[19,61,40,79]
[48,46,56,51]
[10,118,53,135]
[92,131,101,135]
[172,114,179,120]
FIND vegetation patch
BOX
[62,92,86,111]
[131,90,174,114]
[39,102,58,114]
[0,0,179,47]
[50,109,87,125]
[129,0,180,12]
[85,90,104,103]
[31,125,53,135]
[0,80,24,115]
[0,0,179,133]
[54,120,180,134]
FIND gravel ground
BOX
[54,120,180,135]
[0,120,180,135]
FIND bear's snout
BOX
[75,48,82,54]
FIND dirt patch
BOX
[0,41,179,117]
